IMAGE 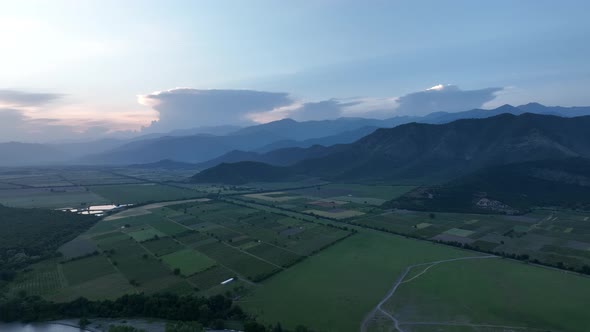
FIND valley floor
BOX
[5,175,590,332]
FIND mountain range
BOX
[2,103,590,166]
[389,158,590,213]
[192,113,590,184]
[188,103,590,170]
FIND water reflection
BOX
[59,204,132,217]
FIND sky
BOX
[1,0,589,142]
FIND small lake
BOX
[0,323,87,332]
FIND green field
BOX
[197,241,279,281]
[443,227,475,237]
[291,183,416,202]
[0,188,108,208]
[61,254,116,285]
[89,183,203,204]
[8,260,66,297]
[384,258,590,332]
[187,266,235,290]
[162,249,216,276]
[49,272,136,302]
[5,175,590,332]
[8,197,351,302]
[147,217,190,236]
[142,237,184,257]
[127,227,166,242]
[304,208,365,219]
[241,231,471,331]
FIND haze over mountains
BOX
[1,103,590,167]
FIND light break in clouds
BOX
[0,89,152,143]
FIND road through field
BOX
[360,255,498,332]
[103,198,209,220]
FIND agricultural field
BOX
[58,237,98,260]
[235,183,403,221]
[127,226,166,242]
[4,176,590,332]
[0,166,208,208]
[161,249,216,276]
[241,231,471,331]
[143,237,185,256]
[304,208,365,219]
[0,187,108,208]
[8,260,66,298]
[88,183,204,205]
[381,258,590,332]
[7,197,351,302]
[353,209,590,271]
[242,230,590,332]
[244,191,300,202]
[290,183,416,206]
[112,168,200,183]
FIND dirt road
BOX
[360,255,498,332]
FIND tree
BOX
[210,319,224,330]
[244,321,267,332]
[173,268,181,275]
[78,317,90,328]
[166,321,203,332]
[109,326,145,332]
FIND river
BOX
[0,323,87,332]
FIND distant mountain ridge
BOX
[192,161,296,185]
[296,113,590,182]
[0,142,68,166]
[127,159,199,170]
[194,113,590,184]
[194,144,333,170]
[2,103,590,166]
[389,158,590,213]
[183,103,590,170]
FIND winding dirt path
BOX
[360,255,498,332]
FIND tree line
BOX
[0,293,317,332]
[0,205,97,283]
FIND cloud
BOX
[0,90,63,107]
[291,99,360,121]
[0,107,127,143]
[246,85,502,122]
[138,88,294,131]
[338,97,399,118]
[247,99,361,123]
[0,85,504,142]
[393,84,502,116]
[0,89,147,143]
